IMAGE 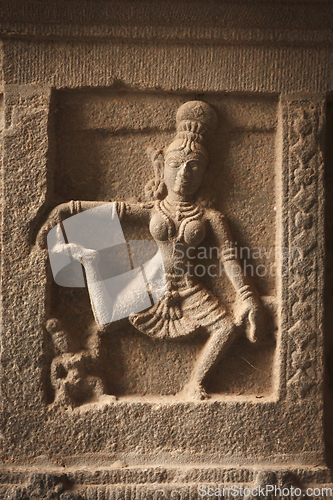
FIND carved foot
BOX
[181,382,209,401]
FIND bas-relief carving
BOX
[0,1,329,493]
[37,100,276,408]
[0,471,325,500]
[286,100,324,400]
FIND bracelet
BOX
[238,285,253,301]
[221,245,237,262]
[69,200,75,215]
[70,200,82,215]
[115,201,126,220]
[75,200,82,213]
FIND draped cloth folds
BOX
[129,274,227,339]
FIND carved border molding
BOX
[0,1,333,45]
[2,43,332,93]
[284,96,325,401]
[2,24,333,46]
[0,468,332,500]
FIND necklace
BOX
[162,197,200,222]
[158,198,203,247]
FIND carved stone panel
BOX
[0,2,332,497]
[44,91,278,402]
[0,85,327,472]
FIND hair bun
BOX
[176,101,218,138]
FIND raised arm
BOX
[206,209,263,342]
[36,199,153,249]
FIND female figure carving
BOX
[38,101,263,403]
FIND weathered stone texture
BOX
[0,1,332,498]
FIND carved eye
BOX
[167,160,180,169]
[187,160,200,170]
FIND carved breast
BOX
[183,219,206,247]
[149,209,206,247]
[149,212,170,241]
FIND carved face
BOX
[164,149,208,198]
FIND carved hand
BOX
[236,296,264,343]
[39,218,100,267]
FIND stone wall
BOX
[0,2,332,498]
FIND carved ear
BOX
[147,147,164,180]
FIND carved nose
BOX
[180,162,191,176]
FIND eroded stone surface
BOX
[0,1,332,497]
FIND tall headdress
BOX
[145,101,218,201]
[168,100,218,155]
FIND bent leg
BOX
[183,316,238,400]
